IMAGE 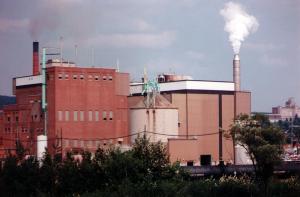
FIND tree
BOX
[229,114,285,184]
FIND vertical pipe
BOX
[219,94,223,164]
[42,48,47,136]
[185,91,189,139]
[233,54,240,91]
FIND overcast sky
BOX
[0,0,299,112]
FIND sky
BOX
[0,0,299,112]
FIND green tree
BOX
[229,114,285,185]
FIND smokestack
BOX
[33,41,39,75]
[233,54,240,91]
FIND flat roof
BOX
[15,75,42,87]
[130,80,235,94]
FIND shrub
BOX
[269,177,300,197]
[217,175,258,197]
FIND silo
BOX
[130,94,179,143]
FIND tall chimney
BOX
[33,41,39,75]
[233,54,240,91]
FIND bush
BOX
[269,177,300,197]
[178,178,217,197]
[217,175,258,197]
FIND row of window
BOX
[57,73,113,81]
[63,139,119,148]
[6,114,42,123]
[4,127,43,134]
[57,110,113,122]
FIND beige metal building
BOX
[129,77,251,166]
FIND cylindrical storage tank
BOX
[37,135,47,160]
[130,108,178,144]
[235,144,252,165]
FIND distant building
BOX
[268,98,300,122]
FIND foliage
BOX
[0,135,299,197]
[229,114,285,183]
[217,175,258,197]
[269,176,300,197]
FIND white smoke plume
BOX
[220,2,259,54]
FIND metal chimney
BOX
[33,42,39,75]
[233,54,240,91]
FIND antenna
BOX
[143,67,148,83]
[74,44,78,65]
[91,47,94,67]
[116,58,120,72]
[59,36,63,65]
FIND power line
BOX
[0,130,221,143]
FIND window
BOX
[80,74,84,80]
[7,116,10,122]
[74,140,78,147]
[85,140,91,148]
[102,76,107,80]
[58,111,63,121]
[58,73,63,79]
[64,139,69,147]
[95,76,99,80]
[95,111,99,121]
[95,140,101,147]
[80,140,84,148]
[74,111,78,121]
[65,111,69,121]
[15,116,19,122]
[102,111,107,120]
[88,111,93,121]
[109,111,113,120]
[80,111,84,121]
[73,75,77,79]
[88,75,93,80]
[108,75,113,80]
[65,74,69,80]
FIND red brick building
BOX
[0,42,129,158]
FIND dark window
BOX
[7,117,10,122]
[15,116,19,122]
[200,155,212,166]
[187,161,194,166]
